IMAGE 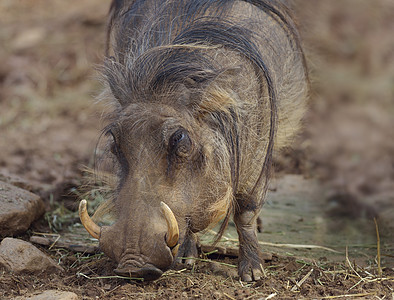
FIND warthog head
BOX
[80,102,232,280]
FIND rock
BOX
[14,290,79,300]
[0,238,63,274]
[0,180,45,236]
[26,290,79,300]
[0,172,36,192]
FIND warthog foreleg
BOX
[176,230,200,265]
[234,196,264,281]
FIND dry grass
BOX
[23,217,393,299]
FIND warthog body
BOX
[80,0,308,281]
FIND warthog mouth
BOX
[78,200,180,280]
[114,262,164,281]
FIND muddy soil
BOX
[0,0,393,299]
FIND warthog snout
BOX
[79,200,179,280]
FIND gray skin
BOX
[90,0,308,281]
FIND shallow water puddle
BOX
[208,174,393,267]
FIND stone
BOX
[0,172,31,191]
[16,290,79,300]
[27,290,79,300]
[0,171,39,193]
[0,238,64,274]
[0,180,45,236]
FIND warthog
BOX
[79,0,308,281]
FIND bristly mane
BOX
[104,0,305,240]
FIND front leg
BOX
[176,230,200,265]
[234,197,264,281]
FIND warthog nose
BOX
[114,263,164,281]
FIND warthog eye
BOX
[169,128,192,157]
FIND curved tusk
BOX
[79,199,100,239]
[160,201,179,248]
[171,244,180,257]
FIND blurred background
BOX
[0,0,393,245]
[292,0,394,238]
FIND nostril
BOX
[114,264,163,281]
[138,265,164,281]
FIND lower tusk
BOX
[160,201,179,248]
[171,244,180,257]
[79,199,100,239]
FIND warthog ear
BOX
[192,66,241,117]
[197,87,237,116]
[104,56,130,107]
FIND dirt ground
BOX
[0,0,393,299]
